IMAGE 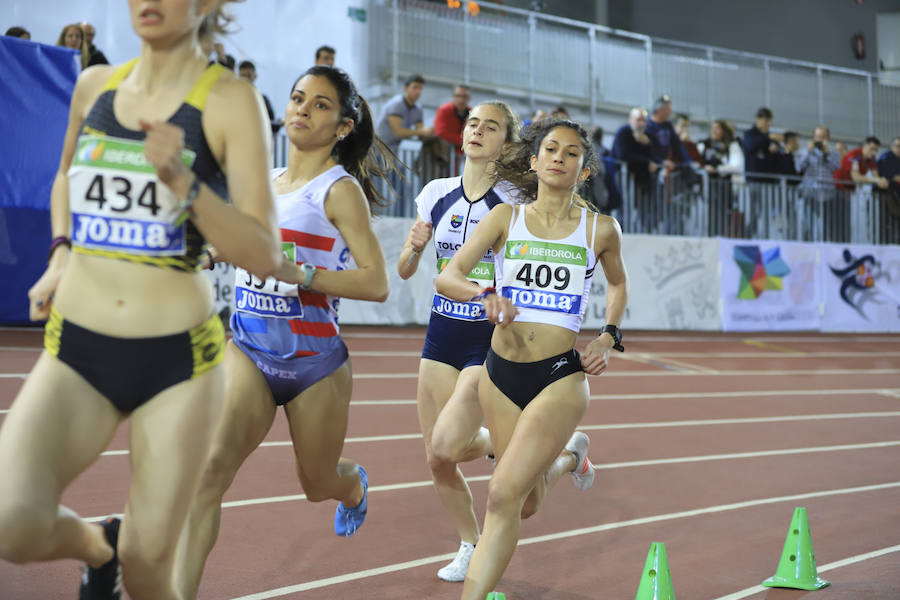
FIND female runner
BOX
[435,118,628,599]
[174,65,391,600]
[0,2,281,599]
[397,101,519,582]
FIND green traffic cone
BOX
[762,507,830,590]
[635,542,675,600]
[486,593,506,600]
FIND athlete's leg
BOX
[460,374,589,600]
[117,366,224,600]
[283,360,363,508]
[174,341,276,600]
[424,362,489,546]
[0,353,122,567]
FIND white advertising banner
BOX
[582,234,721,331]
[340,216,437,325]
[719,239,822,331]
[820,243,900,332]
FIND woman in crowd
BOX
[56,23,89,69]
[435,118,628,599]
[0,2,282,599]
[397,101,518,582]
[174,65,392,600]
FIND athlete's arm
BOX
[397,216,432,280]
[160,76,281,279]
[581,215,628,375]
[277,178,389,302]
[436,203,517,326]
[27,65,113,320]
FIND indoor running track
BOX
[1,327,899,599]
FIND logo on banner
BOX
[450,214,464,228]
[828,249,899,319]
[734,245,790,300]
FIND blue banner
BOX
[0,37,79,323]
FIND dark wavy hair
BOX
[494,118,599,208]
[294,66,397,213]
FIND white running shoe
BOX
[565,431,595,491]
[437,541,475,582]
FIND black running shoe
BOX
[78,517,122,600]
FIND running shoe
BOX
[334,466,368,537]
[437,541,475,582]
[565,431,595,491]
[78,516,122,600]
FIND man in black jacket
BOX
[742,107,783,182]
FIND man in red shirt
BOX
[434,84,471,156]
[835,136,890,191]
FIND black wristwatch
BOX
[601,325,625,352]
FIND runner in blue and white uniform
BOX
[175,66,392,600]
[397,102,520,582]
[435,118,629,599]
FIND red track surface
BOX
[1,327,899,599]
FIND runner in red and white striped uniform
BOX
[175,66,394,600]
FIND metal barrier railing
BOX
[272,134,899,245]
[370,0,900,143]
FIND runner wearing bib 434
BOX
[397,102,521,583]
[1,4,283,600]
[435,118,628,600]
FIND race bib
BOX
[68,135,196,256]
[234,241,303,319]
[500,240,587,314]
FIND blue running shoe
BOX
[334,466,368,537]
[79,516,122,600]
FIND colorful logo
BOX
[828,249,897,319]
[82,140,104,162]
[450,214,464,228]
[509,242,528,257]
[734,245,790,299]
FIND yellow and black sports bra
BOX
[68,59,230,272]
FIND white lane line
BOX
[93,440,900,506]
[93,416,900,458]
[0,346,42,352]
[713,544,900,600]
[3,368,898,380]
[228,481,900,600]
[6,387,898,416]
[349,368,900,380]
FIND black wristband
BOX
[601,324,625,352]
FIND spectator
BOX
[877,136,900,194]
[79,21,108,65]
[835,136,889,191]
[315,45,336,66]
[796,125,841,195]
[742,107,783,181]
[777,131,801,183]
[521,108,547,129]
[4,26,30,39]
[238,60,281,136]
[56,23,88,69]
[549,105,569,120]
[645,95,690,168]
[220,53,236,71]
[590,126,610,157]
[697,119,744,180]
[674,113,702,164]
[374,74,434,155]
[612,107,658,189]
[433,84,471,154]
[835,141,849,161]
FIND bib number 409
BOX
[515,263,570,290]
[85,174,161,216]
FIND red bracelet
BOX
[48,236,71,262]
[470,286,496,302]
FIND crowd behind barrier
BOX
[272,134,899,245]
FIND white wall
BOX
[5,0,372,120]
